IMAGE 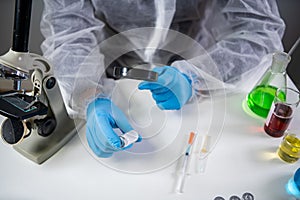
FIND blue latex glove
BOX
[138,66,192,110]
[86,98,141,158]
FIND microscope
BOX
[0,0,77,164]
[0,0,159,164]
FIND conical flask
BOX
[246,51,291,118]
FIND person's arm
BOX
[41,0,141,157]
[41,0,110,118]
[174,0,285,96]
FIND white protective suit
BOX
[40,0,285,118]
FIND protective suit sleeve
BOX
[173,0,285,98]
[40,0,111,119]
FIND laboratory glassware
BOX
[196,134,211,173]
[286,168,300,199]
[246,52,291,118]
[119,130,139,148]
[264,87,300,138]
[277,131,300,163]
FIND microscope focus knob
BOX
[1,118,28,145]
[45,77,56,89]
[36,117,56,137]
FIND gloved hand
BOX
[138,66,192,110]
[86,98,141,158]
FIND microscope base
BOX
[13,119,82,164]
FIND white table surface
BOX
[0,87,299,200]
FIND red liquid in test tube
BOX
[264,103,293,137]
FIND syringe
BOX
[176,132,196,193]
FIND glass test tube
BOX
[197,135,211,173]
